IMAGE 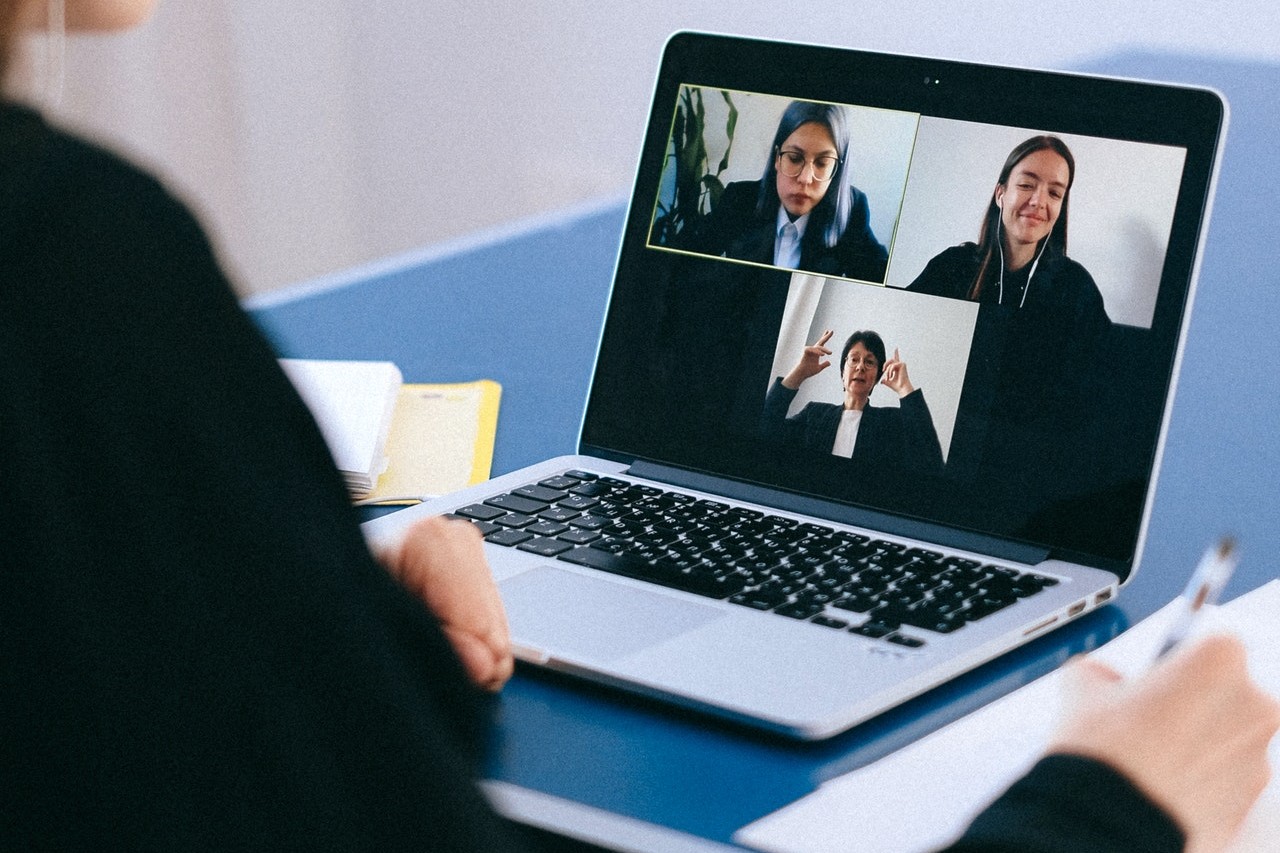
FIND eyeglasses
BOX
[844,357,879,371]
[776,148,840,182]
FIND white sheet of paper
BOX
[278,359,402,495]
[736,580,1280,853]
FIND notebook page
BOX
[736,580,1280,853]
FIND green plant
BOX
[651,87,738,246]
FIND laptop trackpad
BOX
[500,565,725,664]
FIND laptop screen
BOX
[582,33,1224,578]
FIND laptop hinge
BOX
[626,460,1052,567]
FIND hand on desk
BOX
[378,515,515,692]
[1050,634,1280,852]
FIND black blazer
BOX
[687,180,889,282]
[762,378,944,475]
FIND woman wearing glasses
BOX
[761,329,944,475]
[688,100,889,282]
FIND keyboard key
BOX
[557,528,601,545]
[485,494,550,515]
[538,475,582,490]
[964,596,1016,620]
[775,601,826,620]
[918,615,965,634]
[568,481,612,497]
[833,595,877,613]
[539,506,581,523]
[558,547,742,599]
[455,503,506,521]
[514,484,569,503]
[526,520,570,537]
[851,620,897,638]
[518,537,575,557]
[460,519,500,537]
[729,589,789,611]
[486,528,534,547]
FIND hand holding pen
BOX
[1049,536,1279,851]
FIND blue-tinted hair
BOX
[757,100,855,250]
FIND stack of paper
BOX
[280,359,402,499]
[280,359,501,504]
[735,580,1280,853]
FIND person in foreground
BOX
[2,3,1276,851]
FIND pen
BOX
[1154,536,1239,659]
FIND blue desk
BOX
[250,53,1280,851]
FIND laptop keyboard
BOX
[451,470,1058,649]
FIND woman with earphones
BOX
[904,135,1113,518]
[905,135,1109,342]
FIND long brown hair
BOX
[968,135,1075,300]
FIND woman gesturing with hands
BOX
[763,328,943,472]
[781,328,837,390]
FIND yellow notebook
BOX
[356,380,502,506]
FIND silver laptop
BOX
[363,32,1225,739]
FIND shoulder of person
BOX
[907,243,980,295]
[1036,248,1103,298]
[798,400,840,420]
[845,183,872,206]
[719,180,761,206]
[3,103,230,302]
[940,242,981,262]
[4,103,185,221]
[915,242,981,271]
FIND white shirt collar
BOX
[774,207,809,269]
[775,206,811,240]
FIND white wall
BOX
[28,0,1280,297]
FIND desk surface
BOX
[250,52,1280,850]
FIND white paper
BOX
[278,359,402,495]
[736,580,1280,853]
